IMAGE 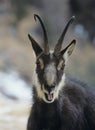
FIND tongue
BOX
[47,94,53,101]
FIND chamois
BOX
[27,14,95,130]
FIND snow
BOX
[0,70,32,102]
[0,70,32,130]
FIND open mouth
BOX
[44,93,54,101]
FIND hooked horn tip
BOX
[28,34,31,39]
[34,14,39,21]
[28,34,32,41]
[72,39,76,45]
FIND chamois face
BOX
[35,52,65,103]
[28,14,76,103]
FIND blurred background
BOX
[0,0,95,129]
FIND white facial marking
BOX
[33,68,43,99]
[54,73,65,98]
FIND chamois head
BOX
[28,14,76,103]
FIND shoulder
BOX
[64,76,95,94]
[62,76,95,105]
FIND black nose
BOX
[45,84,55,93]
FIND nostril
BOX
[44,84,55,93]
[51,83,56,88]
[45,84,55,89]
[45,84,49,88]
[51,85,55,88]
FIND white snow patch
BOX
[0,70,32,102]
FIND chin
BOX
[43,97,55,103]
[42,95,55,103]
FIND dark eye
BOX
[57,60,64,71]
[37,60,40,66]
[51,85,55,88]
[61,64,65,70]
[37,59,44,69]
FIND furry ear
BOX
[28,34,43,57]
[61,39,76,63]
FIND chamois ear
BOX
[28,34,43,57]
[61,39,76,63]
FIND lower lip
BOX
[44,93,53,102]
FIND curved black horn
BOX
[54,16,75,55]
[34,14,49,54]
